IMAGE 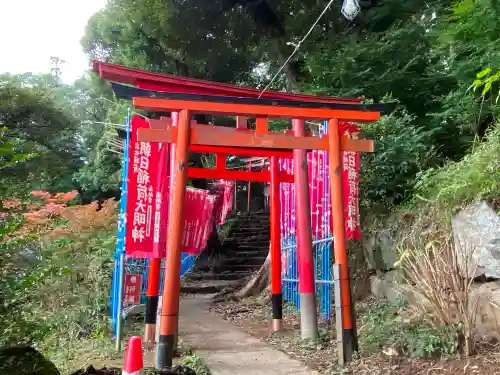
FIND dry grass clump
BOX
[397,217,479,356]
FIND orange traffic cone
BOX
[122,336,144,375]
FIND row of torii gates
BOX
[93,61,390,371]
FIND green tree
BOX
[0,74,81,193]
[429,0,500,156]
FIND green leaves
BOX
[476,68,492,79]
[0,128,38,171]
[469,68,500,103]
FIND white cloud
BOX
[0,0,106,83]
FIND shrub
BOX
[0,192,117,357]
[360,101,435,211]
[398,228,478,356]
[414,122,500,210]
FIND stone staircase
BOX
[184,211,270,287]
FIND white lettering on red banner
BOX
[123,274,142,306]
[126,116,169,258]
[124,117,237,259]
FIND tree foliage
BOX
[2,0,500,211]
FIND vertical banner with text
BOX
[341,122,361,240]
[278,121,361,241]
[123,274,143,306]
[126,116,169,258]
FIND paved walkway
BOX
[179,296,318,375]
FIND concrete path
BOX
[179,296,318,375]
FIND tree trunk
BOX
[269,38,299,92]
[235,251,270,298]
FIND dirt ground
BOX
[70,366,196,375]
[210,296,500,375]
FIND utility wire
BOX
[81,120,126,129]
[258,0,336,98]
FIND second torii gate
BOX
[133,91,383,370]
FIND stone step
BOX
[236,243,269,248]
[200,272,250,281]
[232,237,268,242]
[181,280,235,294]
[234,222,270,227]
[230,230,269,236]
[234,251,268,257]
[224,264,264,270]
[230,235,269,241]
[238,237,270,242]
[223,258,267,266]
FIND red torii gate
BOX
[93,61,384,370]
[137,97,377,370]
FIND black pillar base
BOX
[271,293,283,319]
[342,328,358,361]
[145,295,159,324]
[156,334,175,370]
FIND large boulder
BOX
[452,201,500,279]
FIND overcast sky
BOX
[0,0,106,83]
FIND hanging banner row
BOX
[124,116,361,259]
[125,116,233,258]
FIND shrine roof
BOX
[92,60,362,104]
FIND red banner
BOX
[126,116,157,257]
[341,123,361,240]
[212,181,234,225]
[126,116,169,258]
[183,188,207,254]
[183,188,217,255]
[278,121,361,240]
[152,141,170,258]
[123,274,142,306]
[200,196,216,248]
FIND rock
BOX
[370,270,404,303]
[470,281,500,341]
[364,229,397,271]
[452,201,500,279]
[0,346,60,375]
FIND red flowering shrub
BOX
[3,190,117,243]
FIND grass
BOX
[179,353,212,375]
[358,299,459,358]
[413,123,500,211]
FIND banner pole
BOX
[115,109,131,352]
[115,252,126,352]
